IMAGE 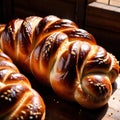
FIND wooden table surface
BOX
[102,75,120,120]
[30,74,120,120]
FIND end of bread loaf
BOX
[50,39,119,109]
[74,74,112,109]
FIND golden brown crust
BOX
[0,15,119,109]
[0,50,45,119]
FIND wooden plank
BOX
[86,2,120,32]
[14,0,75,19]
[96,0,120,7]
[110,0,120,6]
[96,0,109,4]
[13,0,86,27]
[0,0,87,27]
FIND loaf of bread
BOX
[0,15,119,109]
[0,49,45,119]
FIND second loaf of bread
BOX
[0,49,45,119]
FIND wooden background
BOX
[85,1,120,60]
[0,0,120,59]
[0,0,87,28]
[0,0,120,120]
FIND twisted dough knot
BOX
[0,50,45,119]
[0,15,119,109]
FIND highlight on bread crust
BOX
[0,15,119,109]
[0,49,45,119]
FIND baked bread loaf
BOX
[0,49,45,119]
[0,15,119,109]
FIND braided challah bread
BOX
[0,49,45,119]
[0,15,119,109]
